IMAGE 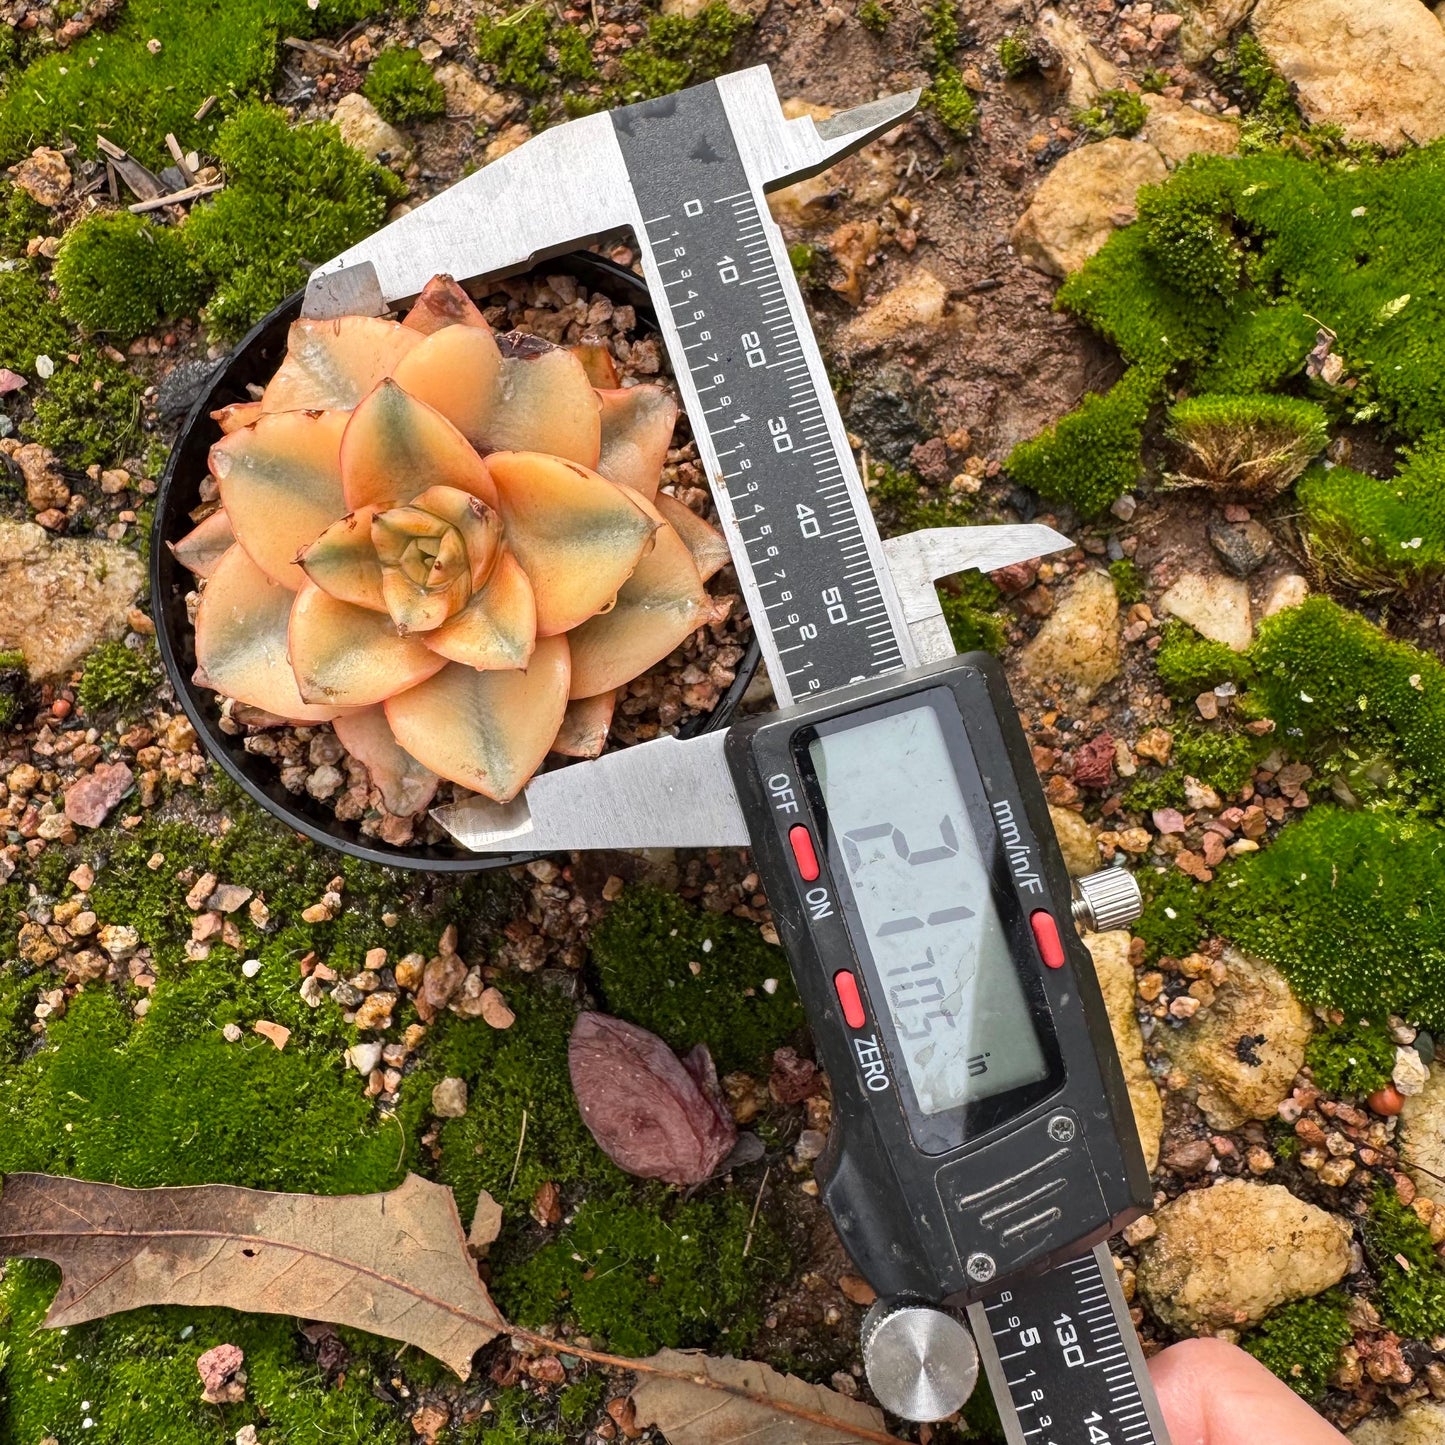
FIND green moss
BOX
[924,70,978,138]
[0,648,29,731]
[996,31,1036,78]
[0,266,69,375]
[0,1260,411,1445]
[477,5,591,95]
[1299,441,1445,593]
[462,1389,565,1445]
[1006,364,1163,515]
[184,103,404,339]
[1108,557,1144,605]
[1193,301,1319,394]
[1134,868,1207,963]
[0,977,403,1193]
[77,639,162,718]
[1305,1022,1396,1097]
[867,460,973,534]
[363,47,447,124]
[942,586,1007,654]
[918,0,977,138]
[788,241,820,287]
[54,211,202,341]
[1165,392,1328,493]
[493,1191,784,1357]
[558,1374,607,1426]
[614,4,751,103]
[24,353,145,468]
[1123,729,1259,812]
[0,0,385,169]
[1155,621,1252,700]
[1249,597,1445,801]
[858,0,891,31]
[413,982,612,1220]
[0,182,51,257]
[1211,807,1445,1029]
[1240,1291,1353,1401]
[1074,88,1148,140]
[1215,33,1308,147]
[1367,1187,1445,1338]
[590,885,804,1073]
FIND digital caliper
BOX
[305,69,1173,1444]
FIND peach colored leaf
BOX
[0,1172,505,1379]
[630,1349,891,1445]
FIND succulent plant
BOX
[174,274,729,807]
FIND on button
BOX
[788,824,820,882]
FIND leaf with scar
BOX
[0,1171,505,1378]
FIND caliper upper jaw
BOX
[882,523,1073,664]
[431,522,1072,855]
[301,67,924,321]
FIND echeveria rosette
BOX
[173,274,729,809]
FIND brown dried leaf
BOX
[0,1172,505,1378]
[569,1014,736,1185]
[631,1349,889,1444]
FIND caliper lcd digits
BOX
[306,70,1174,1445]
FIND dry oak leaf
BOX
[0,1171,505,1377]
[631,1349,892,1445]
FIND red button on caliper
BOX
[1031,910,1066,969]
[833,971,867,1028]
[788,824,820,881]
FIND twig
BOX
[128,182,223,214]
[505,1326,909,1444]
[194,95,217,121]
[284,35,347,61]
[505,1108,527,1196]
[164,133,196,186]
[742,1165,770,1258]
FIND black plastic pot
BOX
[152,252,758,871]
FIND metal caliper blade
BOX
[431,731,749,851]
[301,67,920,318]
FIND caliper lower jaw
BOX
[430,521,1071,854]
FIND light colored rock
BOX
[332,92,412,162]
[1353,1402,1445,1445]
[0,522,145,679]
[1085,931,1162,1172]
[1019,570,1121,701]
[1137,1179,1352,1333]
[431,1076,469,1117]
[1262,572,1309,616]
[1049,804,1098,877]
[841,270,972,351]
[1395,1045,1430,1097]
[1168,947,1312,1130]
[484,123,530,164]
[1252,0,1445,151]
[1012,139,1169,278]
[348,1041,383,1075]
[1159,572,1253,651]
[432,62,512,128]
[1038,7,1122,106]
[1176,0,1257,61]
[9,146,71,206]
[1140,94,1240,168]
[1401,1064,1445,1196]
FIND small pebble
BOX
[241,958,261,978]
[222,1023,243,1043]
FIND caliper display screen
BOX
[809,703,1049,1115]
